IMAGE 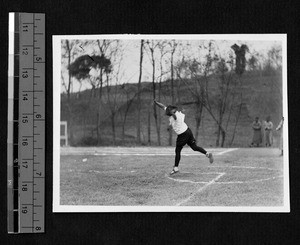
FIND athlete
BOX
[154,100,214,175]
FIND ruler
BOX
[8,12,45,234]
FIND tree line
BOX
[61,39,282,147]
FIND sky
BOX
[59,35,284,93]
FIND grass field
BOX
[59,147,285,208]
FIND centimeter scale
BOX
[8,13,45,233]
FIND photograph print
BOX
[53,34,289,212]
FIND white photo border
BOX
[53,34,289,212]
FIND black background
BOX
[1,0,300,244]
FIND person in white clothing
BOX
[154,100,214,175]
[276,116,284,156]
[264,116,273,147]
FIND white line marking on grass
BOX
[216,148,238,155]
[166,166,283,185]
[209,165,282,172]
[167,178,208,184]
[62,147,231,156]
[94,153,204,156]
[176,173,226,206]
[166,172,224,184]
[215,175,284,184]
[89,169,137,174]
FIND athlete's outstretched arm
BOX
[154,100,166,110]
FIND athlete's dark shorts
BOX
[176,128,196,147]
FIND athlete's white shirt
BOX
[169,111,188,135]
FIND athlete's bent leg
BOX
[189,142,207,155]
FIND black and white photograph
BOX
[53,34,289,212]
[2,0,300,243]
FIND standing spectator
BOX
[276,117,284,156]
[251,117,262,147]
[265,116,273,147]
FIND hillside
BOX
[61,71,283,148]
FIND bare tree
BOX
[136,40,144,144]
[100,41,127,145]
[95,40,117,98]
[176,41,243,147]
[157,41,169,145]
[175,42,221,144]
[105,74,121,145]
[120,84,138,142]
[68,51,112,145]
[61,39,78,145]
[167,40,178,146]
[215,58,231,147]
[175,58,205,141]
[145,40,162,145]
[229,44,248,146]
